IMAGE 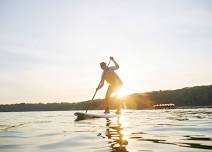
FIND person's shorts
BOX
[109,81,123,92]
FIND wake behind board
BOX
[74,112,116,121]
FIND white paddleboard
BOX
[74,112,116,120]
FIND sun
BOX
[116,87,130,98]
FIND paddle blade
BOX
[74,112,95,121]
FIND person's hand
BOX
[110,56,114,60]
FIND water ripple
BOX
[0,108,212,152]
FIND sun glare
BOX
[117,87,130,98]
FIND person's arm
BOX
[96,75,104,91]
[109,57,119,70]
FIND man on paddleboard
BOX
[96,57,123,114]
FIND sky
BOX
[0,0,212,104]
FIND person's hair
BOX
[100,62,106,67]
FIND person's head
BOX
[100,62,107,70]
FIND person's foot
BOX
[115,109,121,115]
[104,111,110,114]
[104,108,110,114]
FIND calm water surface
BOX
[0,108,212,152]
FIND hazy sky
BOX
[0,0,212,104]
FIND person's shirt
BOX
[101,66,122,85]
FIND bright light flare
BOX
[117,87,131,98]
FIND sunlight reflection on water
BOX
[0,108,212,152]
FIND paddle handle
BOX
[107,58,111,66]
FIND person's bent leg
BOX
[113,90,122,114]
[115,97,122,114]
[104,86,113,113]
[115,85,123,114]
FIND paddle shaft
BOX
[85,58,111,113]
[85,90,97,113]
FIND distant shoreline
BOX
[0,106,212,113]
[1,84,212,112]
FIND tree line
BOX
[0,85,212,112]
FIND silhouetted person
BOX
[96,57,123,114]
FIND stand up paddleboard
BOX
[74,112,116,121]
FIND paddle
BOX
[85,58,112,113]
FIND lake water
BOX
[0,108,212,152]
